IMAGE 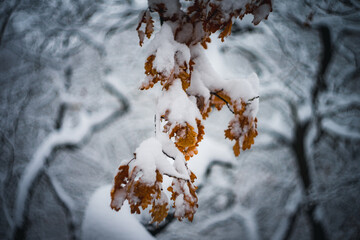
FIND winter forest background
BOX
[0,0,359,240]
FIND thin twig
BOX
[162,150,175,160]
[210,90,259,111]
[247,96,259,103]
[209,91,234,114]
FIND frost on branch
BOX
[111,0,271,224]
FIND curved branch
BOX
[320,102,360,119]
[209,91,259,113]
[272,188,303,240]
[261,91,299,123]
[0,0,21,46]
[44,172,78,240]
[162,150,175,160]
[12,79,129,238]
[260,128,291,146]
[210,91,234,114]
[197,160,235,191]
[0,130,15,229]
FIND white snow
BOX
[110,0,263,226]
[188,44,260,118]
[14,79,126,227]
[157,79,201,130]
[14,110,102,226]
[148,0,180,19]
[174,193,185,217]
[147,22,190,76]
[47,174,75,211]
[207,0,271,26]
[322,119,360,139]
[129,137,189,184]
[81,185,155,240]
[252,3,271,25]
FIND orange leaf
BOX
[233,140,240,156]
[219,20,232,42]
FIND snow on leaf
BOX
[111,0,270,223]
[136,10,154,46]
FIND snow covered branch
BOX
[209,90,235,114]
[0,130,15,230]
[199,204,259,240]
[44,171,77,240]
[12,77,129,238]
[272,189,303,240]
[0,0,21,46]
[111,0,271,224]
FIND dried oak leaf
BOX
[168,119,205,160]
[196,95,212,119]
[210,90,232,111]
[127,174,157,214]
[224,101,258,156]
[201,35,211,49]
[167,171,198,221]
[218,20,233,42]
[233,140,241,157]
[145,11,154,39]
[170,123,198,149]
[150,201,169,224]
[149,171,169,223]
[141,55,159,90]
[110,165,129,210]
[242,118,258,150]
[175,64,191,91]
[136,10,154,46]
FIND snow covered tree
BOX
[0,1,138,238]
[110,0,272,223]
[255,1,360,239]
[2,0,358,239]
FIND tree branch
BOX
[44,171,78,240]
[210,91,234,114]
[209,91,259,113]
[0,0,21,46]
[272,189,303,240]
[0,130,15,229]
[12,78,129,238]
[260,128,291,146]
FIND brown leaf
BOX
[145,11,154,39]
[110,165,129,210]
[218,20,232,42]
[233,140,240,156]
[149,201,169,224]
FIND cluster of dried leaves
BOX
[111,0,271,224]
[208,91,258,156]
[111,165,170,223]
